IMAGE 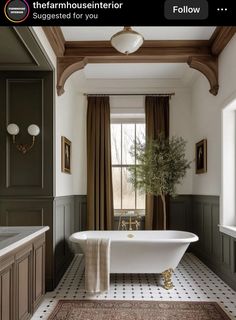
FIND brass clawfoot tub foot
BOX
[162,268,174,290]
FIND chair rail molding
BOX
[42,27,236,97]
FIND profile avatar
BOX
[4,0,30,23]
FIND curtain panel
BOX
[87,96,114,230]
[145,96,170,230]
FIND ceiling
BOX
[60,27,216,82]
[61,26,216,41]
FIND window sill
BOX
[219,225,236,239]
[114,212,145,218]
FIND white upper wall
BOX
[32,27,87,196]
[170,91,193,194]
[72,93,87,195]
[55,77,78,196]
[33,27,236,198]
[192,34,236,196]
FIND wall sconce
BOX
[7,123,40,154]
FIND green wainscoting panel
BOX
[54,196,75,286]
[191,195,236,291]
[74,195,87,232]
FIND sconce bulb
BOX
[7,123,20,135]
[28,124,40,136]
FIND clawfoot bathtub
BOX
[70,230,198,289]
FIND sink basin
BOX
[0,233,19,242]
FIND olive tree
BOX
[128,134,191,230]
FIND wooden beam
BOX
[210,26,236,56]
[64,40,210,61]
[43,26,236,96]
[57,40,212,96]
[42,27,65,57]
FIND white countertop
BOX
[0,226,49,258]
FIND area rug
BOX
[47,300,231,320]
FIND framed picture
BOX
[196,139,207,174]
[61,136,71,174]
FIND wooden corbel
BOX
[57,57,88,96]
[188,56,219,96]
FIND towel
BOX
[85,238,110,293]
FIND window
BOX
[111,122,146,215]
[220,96,236,238]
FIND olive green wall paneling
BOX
[0,71,53,197]
[191,195,236,291]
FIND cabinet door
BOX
[0,257,14,320]
[15,245,32,320]
[33,236,45,311]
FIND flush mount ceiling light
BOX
[110,27,144,55]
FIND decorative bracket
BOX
[57,57,87,96]
[42,27,236,97]
[188,56,219,96]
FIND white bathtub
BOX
[70,230,198,274]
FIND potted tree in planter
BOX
[128,134,191,230]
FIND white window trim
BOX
[220,90,236,239]
[111,112,145,124]
[111,119,146,213]
[219,225,236,239]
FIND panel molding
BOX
[0,71,53,197]
[54,196,74,286]
[169,195,192,231]
[74,195,87,232]
[5,78,44,189]
[191,195,236,291]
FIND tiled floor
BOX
[33,253,236,319]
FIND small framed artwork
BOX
[196,139,207,174]
[61,136,71,174]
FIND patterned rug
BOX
[47,300,231,319]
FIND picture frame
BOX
[195,139,207,174]
[61,136,71,174]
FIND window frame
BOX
[111,118,146,215]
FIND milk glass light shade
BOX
[111,27,144,54]
[7,123,20,135]
[28,124,40,136]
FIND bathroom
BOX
[0,26,236,319]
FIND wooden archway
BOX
[43,27,236,96]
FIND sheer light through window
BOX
[111,122,146,214]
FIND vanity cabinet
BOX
[32,237,45,311]
[0,233,46,320]
[15,244,33,320]
[0,256,14,320]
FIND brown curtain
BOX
[87,96,114,230]
[145,96,170,230]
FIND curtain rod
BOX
[84,93,175,97]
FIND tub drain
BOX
[127,234,134,238]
